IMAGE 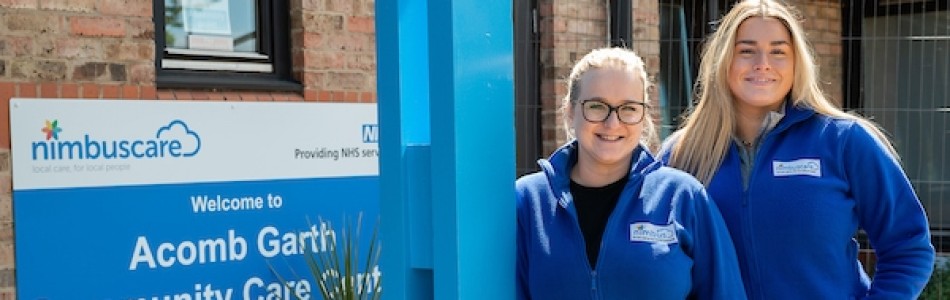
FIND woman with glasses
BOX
[660,1,933,298]
[516,47,746,299]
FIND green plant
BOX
[920,261,950,300]
[270,214,382,300]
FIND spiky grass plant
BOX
[920,260,950,300]
[271,213,381,300]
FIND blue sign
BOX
[10,99,380,299]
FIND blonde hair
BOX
[668,0,898,184]
[560,47,657,148]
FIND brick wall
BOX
[291,0,377,102]
[0,147,8,298]
[0,0,377,296]
[539,0,662,154]
[632,0,660,150]
[0,0,379,146]
[0,0,154,149]
[792,0,844,106]
[538,0,609,155]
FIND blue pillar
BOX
[376,0,514,299]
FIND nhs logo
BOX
[362,124,378,143]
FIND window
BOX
[657,0,726,138]
[843,0,949,246]
[154,0,299,90]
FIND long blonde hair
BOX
[560,47,657,148]
[668,0,898,185]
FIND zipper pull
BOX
[591,270,597,292]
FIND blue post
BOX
[376,0,514,298]
[376,0,433,299]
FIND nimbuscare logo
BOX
[31,119,202,160]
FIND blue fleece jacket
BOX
[660,102,935,299]
[516,142,746,300]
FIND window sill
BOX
[156,69,302,92]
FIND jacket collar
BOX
[537,140,662,209]
[772,99,816,135]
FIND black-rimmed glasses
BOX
[579,99,648,125]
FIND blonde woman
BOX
[660,1,934,299]
[517,47,745,299]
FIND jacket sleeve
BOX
[684,186,748,300]
[844,123,935,299]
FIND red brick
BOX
[305,51,345,69]
[302,32,324,49]
[70,17,125,37]
[0,0,38,9]
[361,92,375,102]
[140,85,156,99]
[56,38,104,60]
[319,91,332,101]
[345,92,359,102]
[40,83,58,98]
[272,93,291,101]
[105,41,154,61]
[18,83,37,98]
[206,92,225,101]
[332,91,344,101]
[301,0,324,10]
[304,90,319,101]
[302,73,325,90]
[303,13,344,32]
[347,16,374,33]
[257,92,274,101]
[287,93,304,101]
[227,92,244,101]
[125,18,155,40]
[81,83,98,98]
[121,85,138,99]
[190,91,209,100]
[0,83,14,103]
[820,6,839,20]
[0,175,9,195]
[0,92,8,148]
[346,53,376,71]
[173,90,193,100]
[40,0,95,12]
[101,84,120,99]
[221,92,241,101]
[6,13,63,35]
[156,90,174,100]
[61,83,79,98]
[129,64,154,83]
[97,0,151,17]
[326,0,355,14]
[325,34,371,52]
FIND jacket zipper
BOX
[590,270,599,299]
[563,193,600,299]
[741,134,773,299]
[591,176,641,300]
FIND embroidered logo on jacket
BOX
[629,222,677,243]
[772,158,821,177]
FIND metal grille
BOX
[854,1,949,247]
